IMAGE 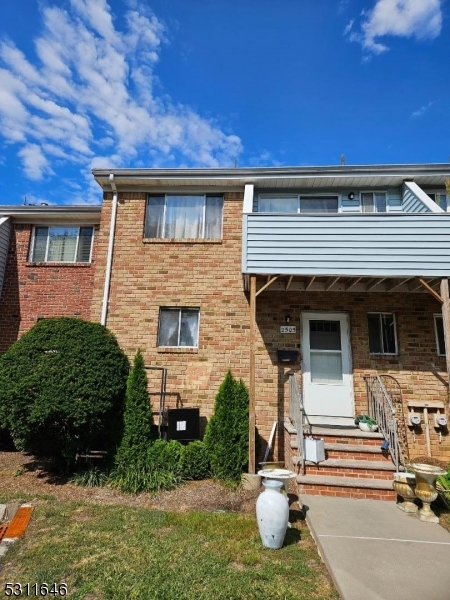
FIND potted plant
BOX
[355,415,378,432]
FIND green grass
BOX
[0,496,338,600]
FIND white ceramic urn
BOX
[256,479,289,549]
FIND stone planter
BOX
[392,472,417,513]
[410,462,446,523]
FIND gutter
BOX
[100,174,118,326]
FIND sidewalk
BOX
[300,495,450,600]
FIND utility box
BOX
[304,437,325,463]
[167,408,200,443]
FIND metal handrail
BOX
[365,375,405,471]
[289,372,305,475]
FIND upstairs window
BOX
[145,195,223,239]
[361,192,387,213]
[30,226,94,263]
[434,315,446,356]
[258,194,338,213]
[367,313,398,355]
[427,192,447,211]
[157,308,199,347]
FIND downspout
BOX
[100,173,118,326]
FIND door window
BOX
[309,320,343,383]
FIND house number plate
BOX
[280,326,296,334]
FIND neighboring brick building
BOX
[2,164,450,498]
[0,206,101,352]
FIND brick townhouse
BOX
[2,163,450,498]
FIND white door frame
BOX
[301,311,355,426]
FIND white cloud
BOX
[18,144,53,180]
[346,0,443,55]
[411,100,436,118]
[343,20,354,36]
[0,0,243,202]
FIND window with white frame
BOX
[434,315,446,356]
[367,313,398,355]
[426,192,447,211]
[145,195,223,239]
[157,308,199,347]
[30,226,94,263]
[361,192,387,213]
[258,194,339,213]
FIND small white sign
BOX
[176,421,187,431]
[280,325,296,334]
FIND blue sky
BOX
[0,0,448,205]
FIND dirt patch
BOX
[0,451,296,515]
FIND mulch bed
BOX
[0,451,276,514]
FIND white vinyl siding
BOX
[145,195,223,239]
[0,217,11,298]
[243,213,450,277]
[30,226,94,263]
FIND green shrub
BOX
[71,467,109,488]
[0,317,129,468]
[203,370,249,482]
[180,441,210,480]
[115,350,154,468]
[108,458,181,494]
[148,439,183,474]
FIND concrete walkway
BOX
[300,495,450,600]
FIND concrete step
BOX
[296,474,397,500]
[309,426,384,440]
[305,458,396,471]
[304,458,398,480]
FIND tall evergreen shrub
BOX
[0,317,129,467]
[115,350,154,467]
[203,370,249,482]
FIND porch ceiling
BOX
[242,274,444,298]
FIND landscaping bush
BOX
[148,439,183,474]
[114,350,154,468]
[203,370,249,482]
[0,317,129,468]
[180,441,210,480]
[108,458,181,494]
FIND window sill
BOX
[26,262,92,268]
[157,347,198,354]
[143,238,222,244]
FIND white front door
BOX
[301,312,354,426]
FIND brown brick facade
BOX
[254,291,449,461]
[91,192,252,423]
[1,193,448,465]
[90,192,450,463]
[0,224,98,352]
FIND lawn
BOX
[0,494,338,600]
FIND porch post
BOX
[249,275,256,474]
[440,279,450,400]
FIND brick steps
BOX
[285,422,399,501]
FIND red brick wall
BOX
[0,224,98,352]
